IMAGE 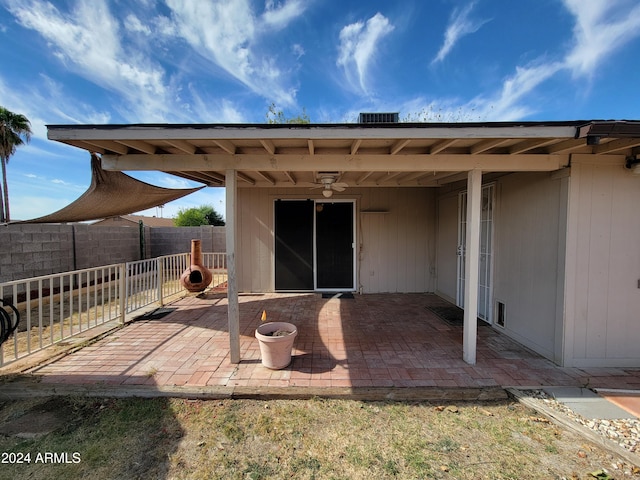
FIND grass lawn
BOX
[0,395,638,479]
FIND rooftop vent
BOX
[358,112,399,124]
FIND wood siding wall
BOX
[493,172,566,361]
[436,172,566,363]
[236,187,436,293]
[564,156,640,367]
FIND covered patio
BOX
[45,119,640,370]
[27,293,640,392]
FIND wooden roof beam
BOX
[284,171,297,184]
[103,153,566,172]
[256,171,276,185]
[167,171,223,186]
[432,171,468,185]
[84,140,129,155]
[509,138,556,155]
[117,139,157,154]
[214,140,236,155]
[399,171,448,183]
[594,138,640,154]
[470,139,509,155]
[165,139,197,154]
[545,138,585,154]
[429,139,458,154]
[61,139,106,154]
[408,171,459,184]
[356,171,374,184]
[390,139,411,155]
[237,172,256,185]
[260,139,276,155]
[308,140,315,155]
[377,172,404,184]
[351,139,362,155]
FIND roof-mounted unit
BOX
[358,112,399,124]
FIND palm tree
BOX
[0,107,32,222]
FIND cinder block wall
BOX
[149,226,226,257]
[0,224,226,283]
[0,224,75,282]
[73,224,141,270]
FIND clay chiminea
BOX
[180,239,213,292]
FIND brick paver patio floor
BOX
[29,293,640,391]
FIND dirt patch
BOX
[0,397,71,439]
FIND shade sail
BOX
[17,153,204,223]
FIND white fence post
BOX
[157,257,164,307]
[118,263,127,324]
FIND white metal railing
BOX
[0,252,227,367]
[203,252,228,289]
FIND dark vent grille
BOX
[358,112,399,124]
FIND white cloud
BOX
[7,0,172,122]
[51,178,72,185]
[292,43,305,59]
[165,0,304,106]
[562,0,640,77]
[337,13,395,95]
[218,100,246,123]
[432,1,489,64]
[444,0,640,120]
[185,86,247,123]
[124,14,151,35]
[153,15,177,36]
[262,0,305,30]
[477,61,564,120]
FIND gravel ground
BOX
[522,389,640,475]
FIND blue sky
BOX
[1,0,640,221]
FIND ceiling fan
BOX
[311,173,348,198]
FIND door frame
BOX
[273,198,357,292]
[456,183,495,322]
[314,199,356,292]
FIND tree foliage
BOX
[0,106,32,222]
[265,103,310,124]
[174,205,225,227]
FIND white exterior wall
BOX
[492,172,567,362]
[435,172,567,363]
[236,187,436,293]
[564,155,640,367]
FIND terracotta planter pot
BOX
[255,321,298,369]
[180,239,213,292]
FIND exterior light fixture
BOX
[625,154,640,175]
[322,188,333,198]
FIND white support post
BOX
[463,169,482,365]
[226,169,241,364]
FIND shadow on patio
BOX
[13,293,640,396]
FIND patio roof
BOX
[46,120,640,189]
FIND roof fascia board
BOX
[577,121,640,138]
[48,124,578,141]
